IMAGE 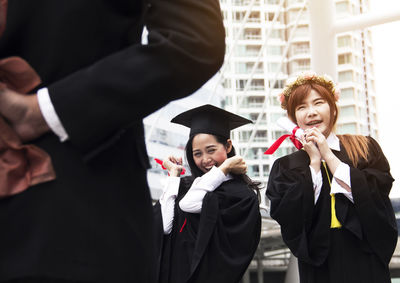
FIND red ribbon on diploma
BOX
[264,126,303,155]
[154,158,186,175]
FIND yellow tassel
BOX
[322,161,342,228]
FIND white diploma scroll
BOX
[276,117,304,139]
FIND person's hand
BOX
[299,127,322,170]
[219,155,247,176]
[303,127,334,160]
[162,156,184,177]
[302,127,342,176]
[0,88,50,142]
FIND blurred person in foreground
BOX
[0,0,225,282]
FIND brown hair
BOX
[337,134,369,167]
[286,82,369,167]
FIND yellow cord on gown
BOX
[322,161,342,228]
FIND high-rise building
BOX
[219,0,378,189]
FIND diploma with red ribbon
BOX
[264,117,304,155]
[154,158,186,175]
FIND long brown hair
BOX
[286,82,370,167]
[337,134,369,167]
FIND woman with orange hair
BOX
[266,72,397,283]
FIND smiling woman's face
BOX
[192,134,231,173]
[295,89,332,137]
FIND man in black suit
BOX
[0,0,225,282]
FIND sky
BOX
[369,0,400,197]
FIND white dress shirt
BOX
[37,87,69,142]
[310,133,353,204]
[159,166,232,234]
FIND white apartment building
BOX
[219,0,378,189]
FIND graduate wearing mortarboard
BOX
[266,73,397,283]
[153,104,262,283]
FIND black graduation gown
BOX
[154,176,261,283]
[266,137,397,283]
[0,1,224,282]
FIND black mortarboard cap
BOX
[171,104,252,138]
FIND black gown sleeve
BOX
[188,178,261,283]
[349,137,397,265]
[48,0,225,152]
[266,151,331,266]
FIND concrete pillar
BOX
[257,257,264,283]
[284,254,300,283]
[308,0,337,80]
[242,268,250,283]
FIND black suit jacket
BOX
[0,1,225,282]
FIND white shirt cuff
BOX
[159,176,180,234]
[310,166,322,204]
[37,87,69,142]
[194,166,231,191]
[160,176,180,199]
[179,166,231,213]
[331,162,353,202]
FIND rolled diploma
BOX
[276,117,304,139]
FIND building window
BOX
[249,11,261,23]
[239,131,251,142]
[287,0,305,4]
[267,62,280,72]
[267,45,282,56]
[288,9,308,22]
[244,28,262,40]
[236,62,263,74]
[263,165,270,177]
[336,2,350,17]
[359,107,368,121]
[243,45,261,56]
[271,79,285,88]
[271,112,285,123]
[270,29,283,40]
[289,25,309,37]
[248,165,260,177]
[266,12,275,22]
[234,11,246,22]
[254,130,268,142]
[338,70,353,82]
[353,55,362,67]
[246,96,265,107]
[223,96,232,107]
[340,105,356,118]
[360,125,369,136]
[271,96,281,106]
[292,59,310,72]
[235,79,265,91]
[371,96,377,109]
[338,53,352,65]
[292,42,310,55]
[340,88,354,100]
[337,35,351,48]
[338,123,357,134]
[249,148,265,159]
[239,130,267,142]
[249,113,266,124]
